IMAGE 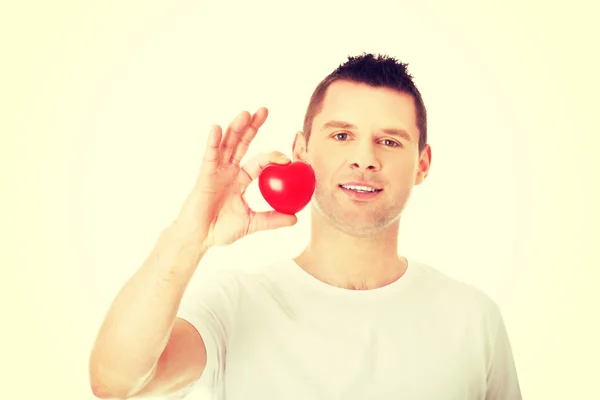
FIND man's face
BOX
[293,80,431,237]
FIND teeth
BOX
[342,185,377,192]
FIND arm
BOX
[89,225,210,399]
[88,108,296,399]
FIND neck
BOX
[294,209,407,290]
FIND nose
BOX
[349,142,380,171]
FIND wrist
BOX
[154,224,210,270]
[165,219,209,248]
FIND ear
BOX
[292,131,309,162]
[415,144,432,185]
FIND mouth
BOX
[338,184,383,193]
[338,184,383,201]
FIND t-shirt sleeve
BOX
[170,268,243,397]
[485,309,522,400]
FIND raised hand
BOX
[172,107,298,249]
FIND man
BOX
[89,53,521,399]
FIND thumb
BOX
[248,210,298,234]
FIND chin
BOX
[313,200,401,238]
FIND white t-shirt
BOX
[173,257,521,400]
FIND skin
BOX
[292,80,432,290]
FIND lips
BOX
[339,185,382,201]
[338,181,383,193]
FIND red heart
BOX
[258,161,316,215]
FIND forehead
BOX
[313,80,419,137]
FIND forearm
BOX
[89,224,208,397]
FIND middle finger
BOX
[231,107,269,166]
[219,111,251,165]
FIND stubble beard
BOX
[312,184,406,238]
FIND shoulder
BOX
[409,258,504,322]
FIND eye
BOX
[333,132,350,141]
[381,139,401,147]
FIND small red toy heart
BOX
[258,160,316,215]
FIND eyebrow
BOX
[321,120,412,142]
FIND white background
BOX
[2,1,598,399]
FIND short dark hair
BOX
[302,52,428,153]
